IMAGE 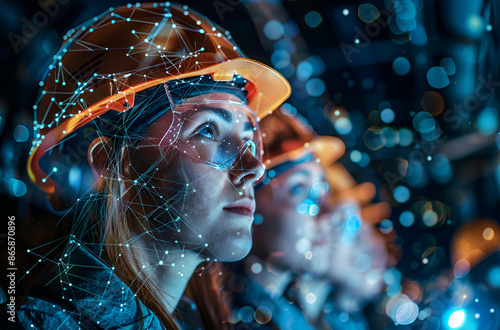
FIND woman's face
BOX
[319,200,388,308]
[124,92,265,262]
[253,160,331,275]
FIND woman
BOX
[14,3,290,329]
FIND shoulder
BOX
[15,296,80,329]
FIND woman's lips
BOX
[223,199,256,218]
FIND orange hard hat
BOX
[258,106,391,223]
[259,107,345,169]
[27,2,291,196]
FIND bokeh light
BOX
[427,66,450,89]
[413,111,436,133]
[9,178,27,197]
[263,20,283,40]
[386,294,419,325]
[334,117,353,135]
[393,57,411,75]
[440,57,456,75]
[305,11,322,28]
[398,128,414,146]
[394,185,411,203]
[381,108,396,123]
[448,310,465,329]
[358,4,380,23]
[477,107,498,134]
[364,128,387,150]
[305,78,326,97]
[14,124,29,142]
[400,211,415,227]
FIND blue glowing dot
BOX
[427,66,450,89]
[477,107,498,134]
[381,108,396,123]
[354,254,371,273]
[394,300,419,325]
[305,11,322,28]
[350,150,362,163]
[346,214,361,233]
[487,24,493,31]
[9,178,27,197]
[263,20,283,40]
[342,8,349,16]
[358,152,371,167]
[334,117,353,135]
[296,61,314,81]
[238,306,255,323]
[271,49,290,69]
[380,219,394,234]
[399,128,414,146]
[394,186,410,203]
[448,310,465,329]
[440,57,456,76]
[362,77,374,90]
[413,111,435,134]
[399,211,415,227]
[393,57,411,75]
[488,266,500,287]
[253,214,263,225]
[396,16,417,32]
[305,78,326,97]
[283,20,300,39]
[14,125,29,142]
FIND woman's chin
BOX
[209,232,253,262]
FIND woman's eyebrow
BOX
[289,170,312,179]
[198,106,232,123]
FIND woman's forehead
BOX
[177,92,249,113]
[281,159,326,181]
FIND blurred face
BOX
[125,92,265,262]
[253,159,331,275]
[318,200,388,310]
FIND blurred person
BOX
[301,198,389,330]
[226,107,390,329]
[227,108,345,329]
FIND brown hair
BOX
[184,262,231,329]
[98,158,180,329]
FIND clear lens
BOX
[169,98,263,170]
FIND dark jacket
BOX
[13,240,166,329]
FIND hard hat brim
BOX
[27,57,291,195]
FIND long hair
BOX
[184,262,232,329]
[99,157,179,329]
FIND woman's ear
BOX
[88,137,114,191]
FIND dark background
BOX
[1,0,500,328]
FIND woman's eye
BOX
[290,183,307,196]
[196,124,216,140]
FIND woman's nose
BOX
[230,145,266,188]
